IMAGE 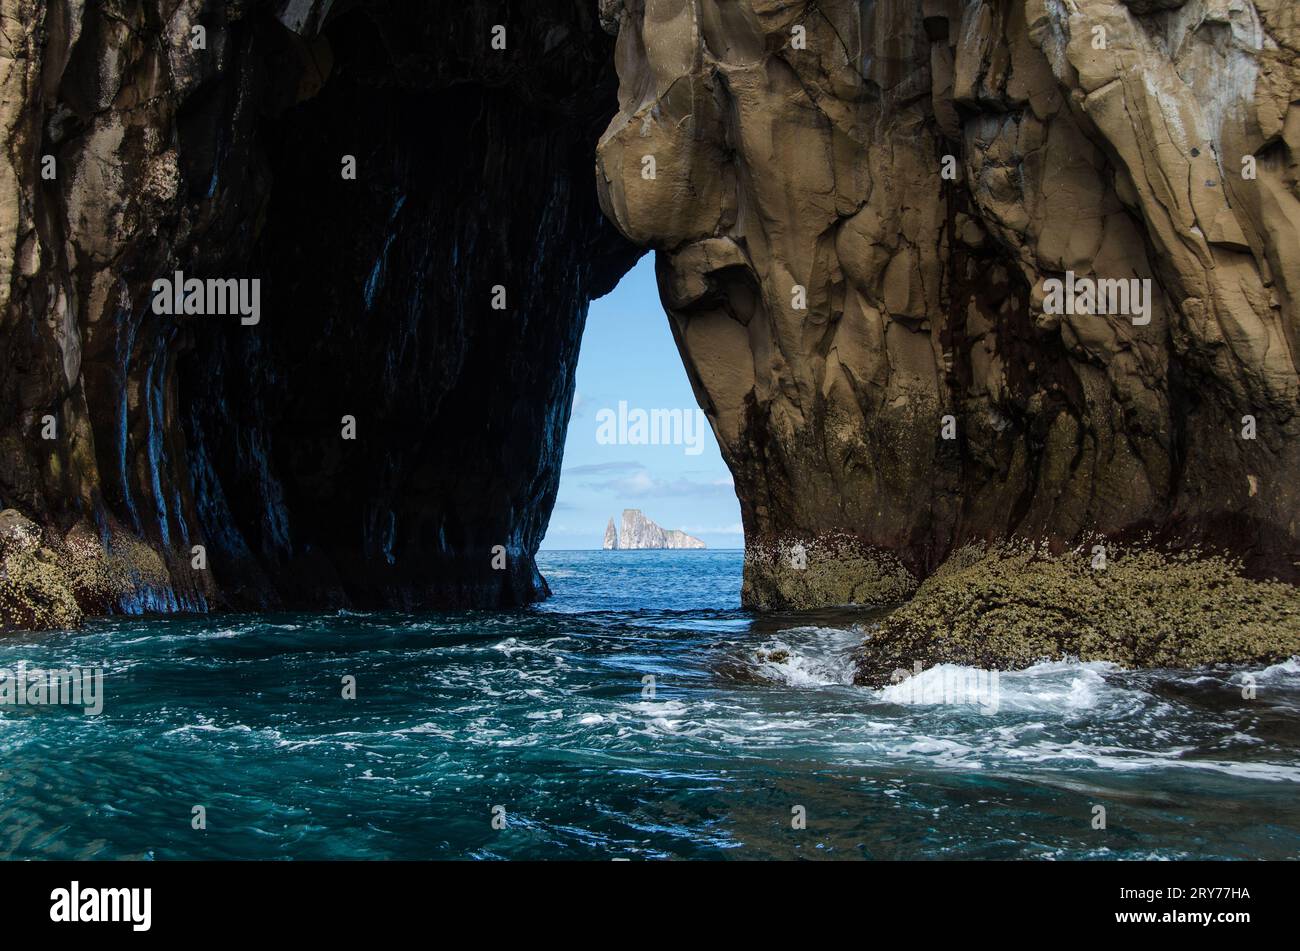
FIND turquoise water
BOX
[1,549,1297,860]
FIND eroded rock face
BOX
[595,0,1300,609]
[0,0,637,627]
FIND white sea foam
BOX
[491,637,574,657]
[878,659,1125,715]
[749,626,862,687]
[1249,656,1300,682]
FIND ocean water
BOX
[1,549,1297,860]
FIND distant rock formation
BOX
[603,510,705,550]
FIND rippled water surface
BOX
[1,550,1297,859]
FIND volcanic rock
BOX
[0,0,639,626]
[594,0,1300,620]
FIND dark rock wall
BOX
[1,0,638,626]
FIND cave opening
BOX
[178,2,644,612]
[541,256,742,556]
[6,1,650,623]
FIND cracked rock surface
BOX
[595,0,1300,614]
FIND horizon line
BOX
[538,547,744,552]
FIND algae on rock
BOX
[854,543,1300,687]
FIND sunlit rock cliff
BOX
[603,509,706,549]
[594,0,1298,605]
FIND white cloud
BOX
[574,462,735,499]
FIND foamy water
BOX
[0,550,1295,859]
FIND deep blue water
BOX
[1,550,1297,860]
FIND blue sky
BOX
[540,255,743,550]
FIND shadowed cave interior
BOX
[27,2,641,616]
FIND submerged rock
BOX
[853,543,1300,687]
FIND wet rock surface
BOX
[0,0,638,625]
[853,542,1300,687]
